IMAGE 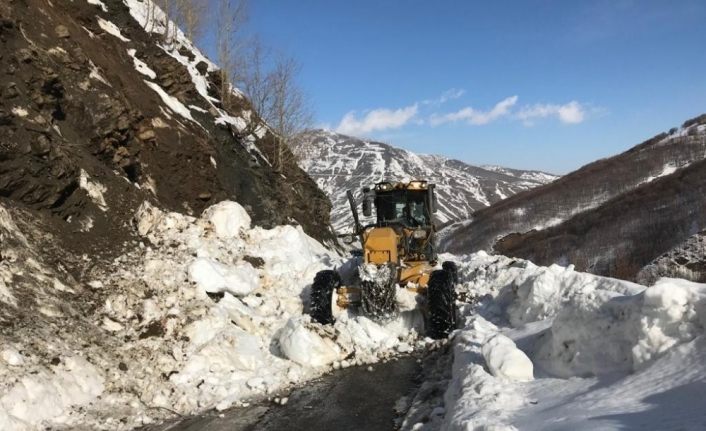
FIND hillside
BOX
[292,130,558,232]
[444,115,706,280]
[0,0,334,255]
[0,0,337,428]
[637,230,706,285]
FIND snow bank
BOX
[441,316,528,431]
[449,252,642,325]
[482,334,533,382]
[451,253,704,378]
[0,356,104,430]
[537,277,706,377]
[435,253,706,430]
[499,262,642,326]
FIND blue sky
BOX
[205,0,706,174]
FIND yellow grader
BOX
[308,180,458,339]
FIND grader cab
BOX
[308,180,458,339]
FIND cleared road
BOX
[146,356,422,431]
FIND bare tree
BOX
[155,0,312,172]
[154,0,177,42]
[237,38,272,126]
[139,0,206,45]
[266,55,312,170]
[215,0,249,108]
[175,0,207,41]
[233,44,312,171]
[142,0,158,33]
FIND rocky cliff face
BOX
[292,129,557,233]
[637,230,706,285]
[0,0,334,270]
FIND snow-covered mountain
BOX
[481,165,558,183]
[292,130,558,233]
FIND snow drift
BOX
[430,252,706,431]
[537,277,706,378]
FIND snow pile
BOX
[432,253,706,430]
[202,201,251,238]
[0,208,103,430]
[278,317,341,367]
[482,334,533,382]
[537,277,706,377]
[441,316,528,431]
[55,200,431,428]
[0,357,104,430]
[188,258,259,296]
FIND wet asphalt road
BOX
[146,356,422,431]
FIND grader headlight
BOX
[412,229,427,239]
[408,180,428,190]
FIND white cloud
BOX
[423,88,466,105]
[429,95,518,126]
[333,95,591,137]
[516,101,586,125]
[335,104,418,135]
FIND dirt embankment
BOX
[0,0,334,280]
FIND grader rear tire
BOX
[309,270,341,325]
[427,268,457,339]
[442,261,459,284]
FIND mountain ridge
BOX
[292,129,558,232]
[443,114,706,281]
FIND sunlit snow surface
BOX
[97,17,130,42]
[2,196,706,429]
[411,252,706,431]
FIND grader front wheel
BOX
[361,263,399,320]
[309,270,341,325]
